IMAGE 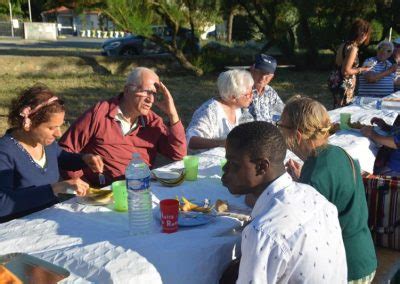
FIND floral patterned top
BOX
[249,85,285,122]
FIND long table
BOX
[0,149,248,284]
[328,104,398,173]
[1,102,398,283]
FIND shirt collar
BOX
[108,94,123,119]
[252,85,271,97]
[251,172,293,219]
[108,94,146,128]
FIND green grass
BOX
[0,53,331,135]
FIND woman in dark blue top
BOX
[0,84,104,222]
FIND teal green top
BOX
[300,144,377,281]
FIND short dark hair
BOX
[227,121,287,164]
[8,84,65,128]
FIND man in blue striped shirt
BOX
[358,40,398,97]
[390,38,400,92]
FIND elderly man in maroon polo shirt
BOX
[59,67,186,186]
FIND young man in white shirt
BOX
[221,121,347,283]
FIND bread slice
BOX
[215,199,229,213]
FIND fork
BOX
[98,173,106,186]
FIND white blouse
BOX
[186,98,241,150]
[238,173,347,284]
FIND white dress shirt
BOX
[114,108,138,135]
[237,173,347,284]
[186,98,241,148]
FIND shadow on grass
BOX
[60,87,117,122]
[0,48,99,57]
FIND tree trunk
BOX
[173,49,203,76]
[150,35,203,76]
[227,9,235,44]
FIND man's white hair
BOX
[217,69,254,100]
[377,40,394,51]
[125,67,157,87]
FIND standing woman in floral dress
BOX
[334,19,372,107]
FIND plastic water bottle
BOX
[239,108,254,124]
[126,153,152,235]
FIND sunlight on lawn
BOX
[0,59,331,135]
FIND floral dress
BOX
[335,42,359,106]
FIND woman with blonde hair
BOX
[278,97,377,283]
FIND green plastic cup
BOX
[183,156,199,181]
[112,180,128,212]
[340,113,351,130]
[220,158,227,175]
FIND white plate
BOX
[154,209,214,227]
[152,169,183,180]
[76,196,113,206]
[76,187,113,206]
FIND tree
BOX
[221,0,243,44]
[70,0,222,76]
[0,0,24,20]
[237,0,298,58]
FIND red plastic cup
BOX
[160,199,179,233]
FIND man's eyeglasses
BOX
[127,84,157,97]
[275,120,293,130]
[379,48,392,54]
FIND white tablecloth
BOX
[194,105,399,174]
[0,150,249,284]
[328,104,398,173]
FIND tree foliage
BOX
[70,0,221,76]
[0,0,24,19]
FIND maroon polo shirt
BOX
[59,95,187,186]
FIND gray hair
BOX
[377,40,394,51]
[217,69,254,100]
[125,67,158,87]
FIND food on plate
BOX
[88,188,112,195]
[86,187,113,203]
[179,196,212,213]
[348,121,367,129]
[215,199,229,213]
[0,265,22,284]
[153,169,185,187]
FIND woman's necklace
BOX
[11,130,44,160]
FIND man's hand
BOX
[82,154,104,173]
[153,81,180,125]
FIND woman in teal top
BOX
[278,97,377,283]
